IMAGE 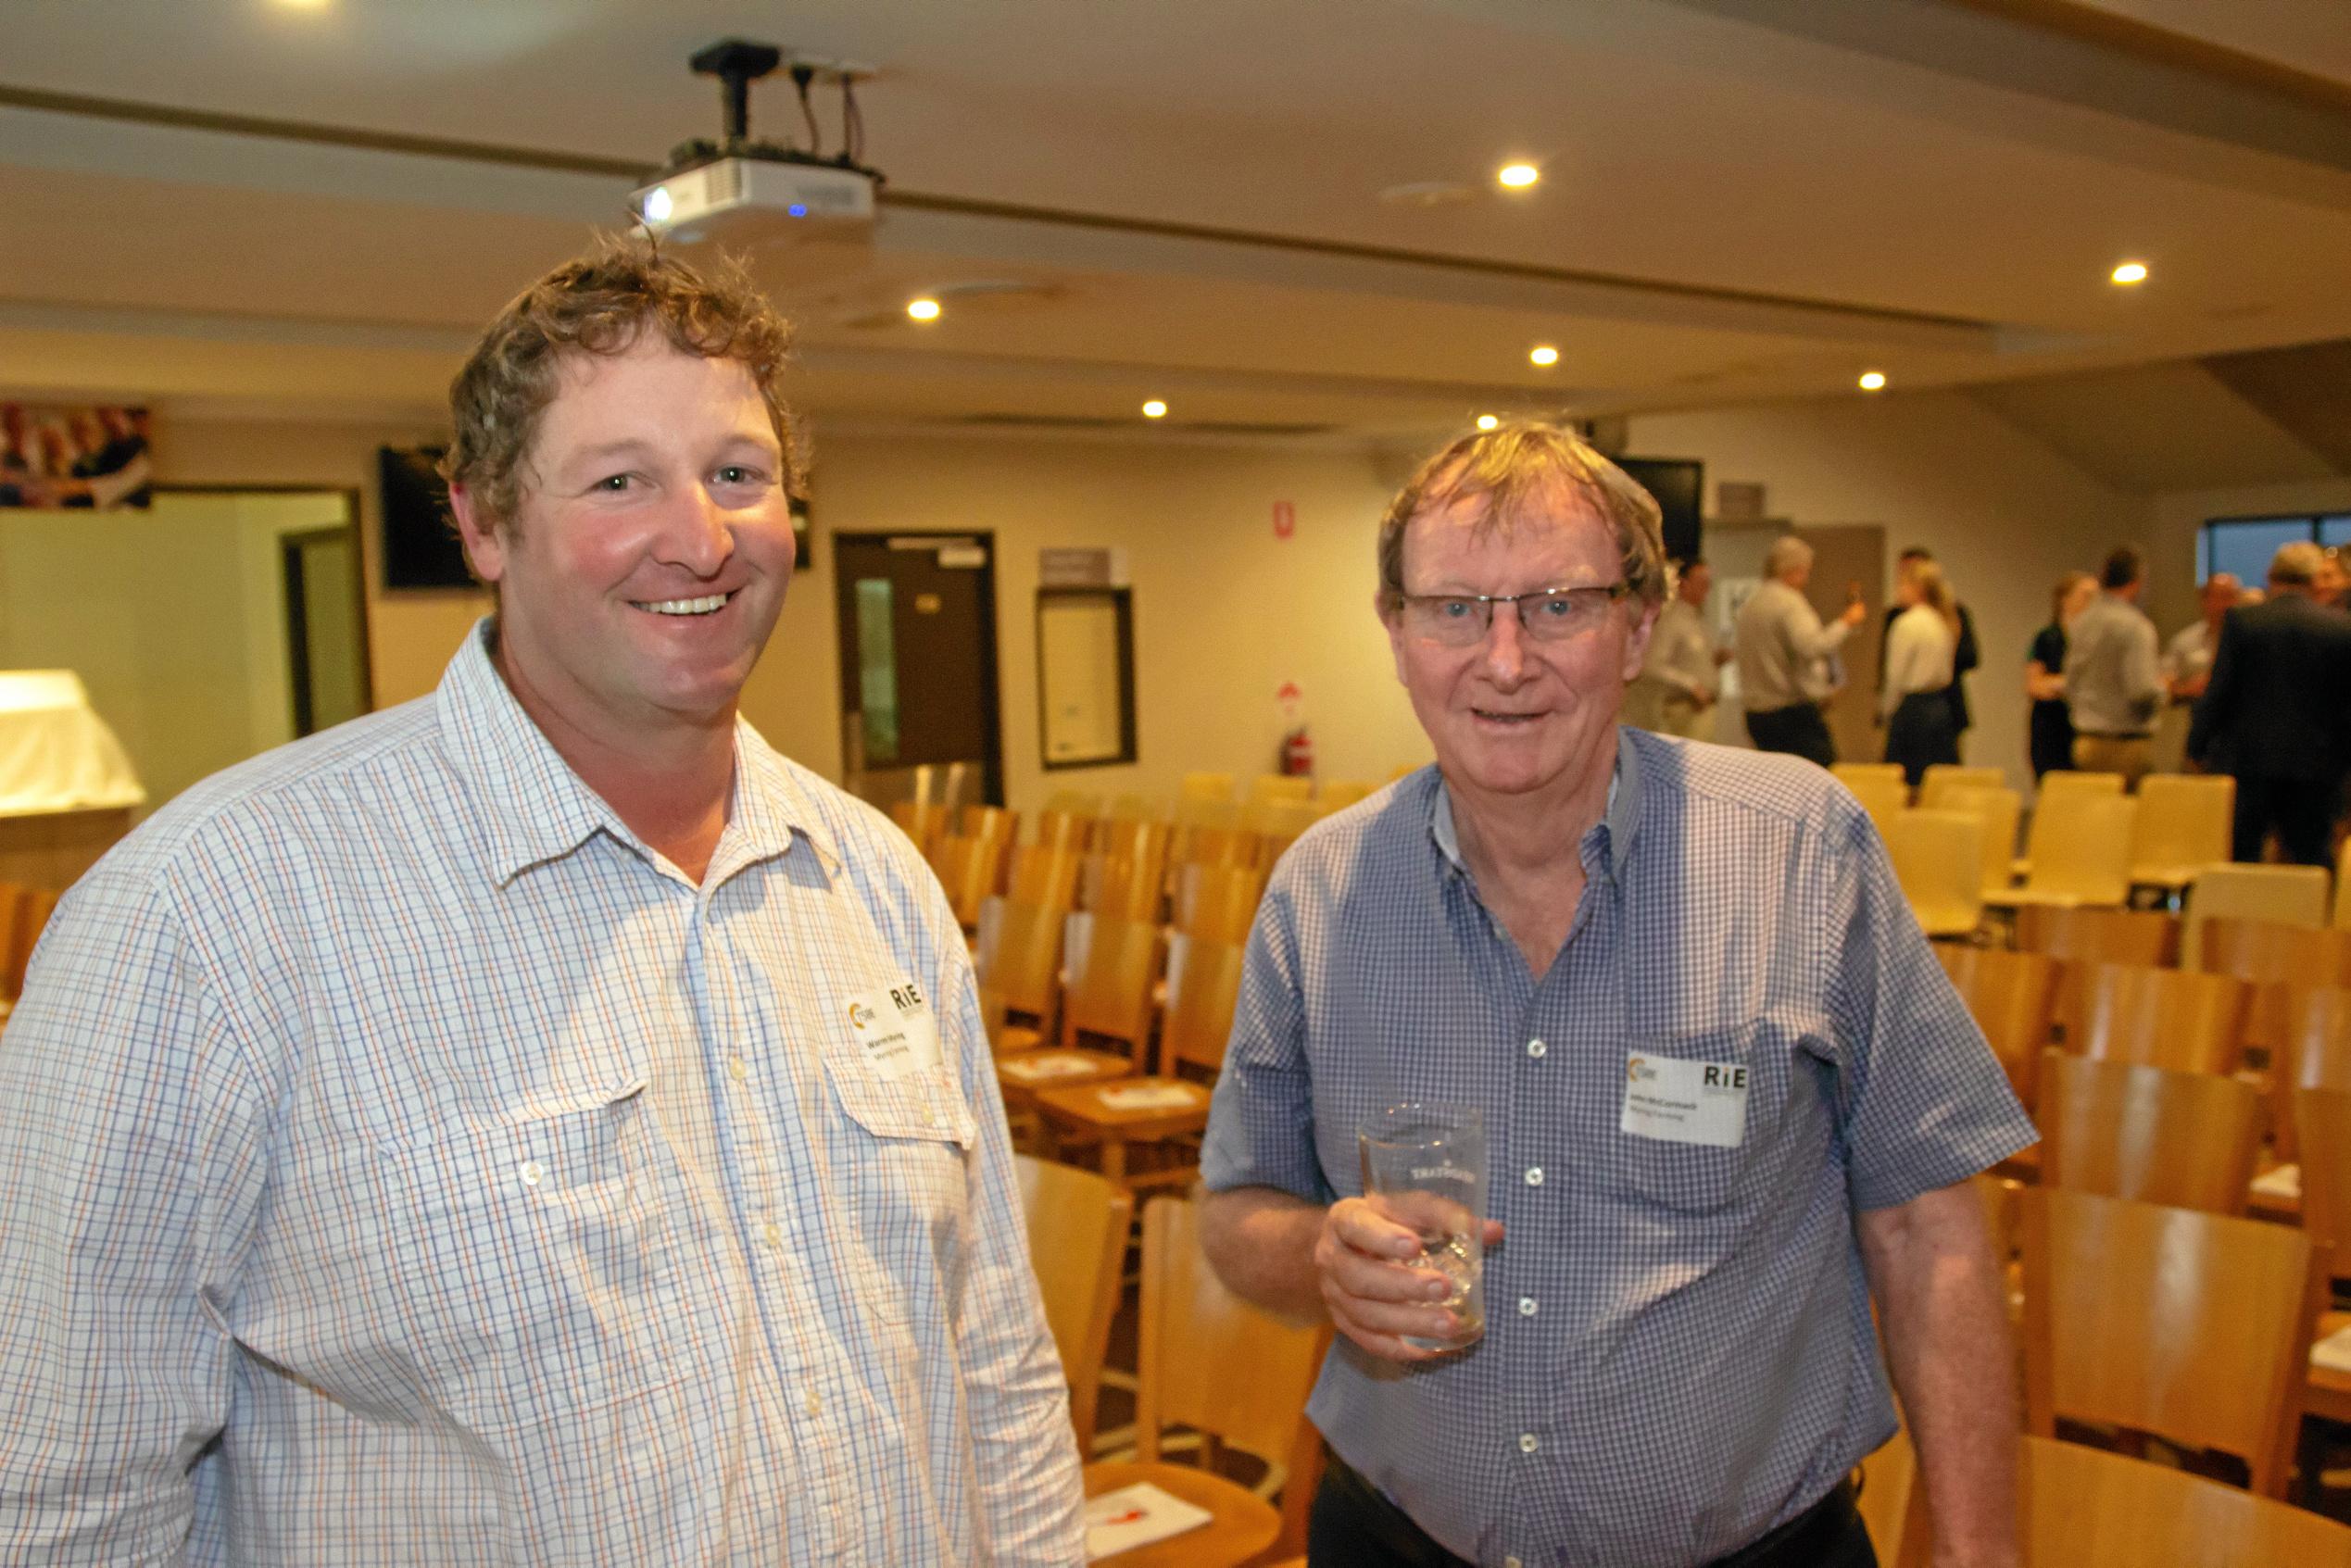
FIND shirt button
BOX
[1518,1297,1538,1317]
[1518,1433,1540,1455]
[519,1160,544,1187]
[763,1222,785,1249]
[1525,1166,1544,1186]
[1506,1558,1524,1568]
[1526,1038,1547,1059]
[727,1056,748,1083]
[805,1388,823,1417]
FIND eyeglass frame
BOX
[1388,582,1636,645]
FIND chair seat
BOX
[997,1048,1134,1110]
[1038,1077,1213,1136]
[1984,887,2122,910]
[1082,1459,1281,1568]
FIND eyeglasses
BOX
[1392,583,1632,646]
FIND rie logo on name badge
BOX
[847,979,943,1083]
[1620,1052,1750,1148]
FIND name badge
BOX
[1621,1052,1749,1148]
[846,978,942,1082]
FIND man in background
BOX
[2156,571,2240,772]
[1626,555,1726,741]
[2063,546,2164,788]
[1735,534,1867,768]
[1880,546,1980,749]
[0,244,1083,1564]
[2191,542,2351,866]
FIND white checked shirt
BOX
[0,621,1085,1566]
[1201,730,2034,1567]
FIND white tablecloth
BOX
[0,671,145,814]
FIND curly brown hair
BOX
[442,237,804,533]
[1375,420,1668,610]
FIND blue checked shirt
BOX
[0,622,1085,1566]
[1201,728,2034,1568]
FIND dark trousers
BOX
[1308,1452,1877,1568]
[1745,703,1837,770]
[2233,773,2342,867]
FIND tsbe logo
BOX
[1628,1056,1658,1084]
[848,1001,878,1031]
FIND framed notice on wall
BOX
[1037,587,1137,769]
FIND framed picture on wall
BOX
[2,403,152,510]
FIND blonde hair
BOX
[1376,420,1668,608]
[1912,558,1960,638]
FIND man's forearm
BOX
[1199,1185,1330,1322]
[1858,1183,2020,1568]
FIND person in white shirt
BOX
[1882,559,1962,786]
[1625,557,1726,740]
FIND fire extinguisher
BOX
[1280,724,1314,778]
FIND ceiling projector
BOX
[631,39,884,245]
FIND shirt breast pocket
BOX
[1604,1026,1770,1216]
[381,1078,683,1433]
[820,1047,977,1323]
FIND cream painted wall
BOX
[1626,392,2150,790]
[2147,475,2351,628]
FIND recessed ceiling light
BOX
[1858,370,1888,392]
[1141,400,1168,420]
[906,296,942,321]
[271,0,333,9]
[1528,345,1559,368]
[1476,414,1500,431]
[2110,260,2149,286]
[1497,162,1540,190]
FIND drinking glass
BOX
[1358,1102,1488,1351]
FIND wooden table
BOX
[1084,1460,1281,1567]
[1037,1078,1212,1186]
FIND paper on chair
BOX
[1001,1053,1100,1082]
[2252,1163,2302,1200]
[1084,1481,1213,1560]
[1096,1082,1201,1111]
[2313,1321,2351,1373]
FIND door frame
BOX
[831,530,1006,807]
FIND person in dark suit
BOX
[2189,540,2351,866]
[1880,546,1980,742]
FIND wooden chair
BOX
[959,804,1018,843]
[1006,844,1085,913]
[1033,805,1098,856]
[2018,1185,2328,1498]
[2186,918,2351,1058]
[2014,905,2176,968]
[1986,792,2135,910]
[2336,836,2351,931]
[1942,784,2022,899]
[887,799,952,858]
[1081,1198,1329,1568]
[1173,863,1265,947]
[999,913,1152,1113]
[1843,773,1909,835]
[2127,774,2233,900]
[2271,986,2351,1162]
[2068,962,2248,1073]
[2012,1434,2351,1566]
[2036,1051,2261,1214]
[974,898,1068,1052]
[1886,809,1983,938]
[1917,763,2004,809]
[932,833,1012,930]
[1093,818,1171,898]
[2184,863,2332,949]
[1077,853,1163,923]
[1934,946,2060,1107]
[1159,935,1248,1079]
[2294,1086,2351,1286]
[1014,1154,1132,1454]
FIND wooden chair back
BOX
[2014,792,2136,905]
[1136,1197,1327,1466]
[2127,773,2232,888]
[2189,918,2351,1056]
[2294,1086,2351,1282]
[932,834,1012,929]
[975,898,1066,1022]
[2185,862,2332,941]
[1033,807,1097,856]
[1163,935,1249,1076]
[2070,961,2249,1074]
[2337,834,2351,930]
[1078,853,1163,923]
[2036,1050,2261,1214]
[888,799,952,858]
[1007,845,1083,913]
[959,804,1017,842]
[1174,863,1265,946]
[1060,913,1163,1053]
[1934,946,2059,1107]
[2015,1434,2351,1566]
[0,884,34,1004]
[2015,905,2175,967]
[1917,763,2004,809]
[1093,817,1170,885]
[2273,985,2351,1161]
[1886,809,1983,937]
[1014,1153,1132,1452]
[1942,784,2021,897]
[2018,1185,2328,1497]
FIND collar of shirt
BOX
[1426,723,1640,884]
[435,617,841,887]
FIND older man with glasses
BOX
[1198,420,2033,1568]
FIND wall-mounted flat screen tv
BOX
[1616,457,1704,566]
[380,445,474,590]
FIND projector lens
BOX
[642,186,673,223]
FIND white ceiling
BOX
[6,0,2351,464]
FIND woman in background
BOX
[1883,559,1963,786]
[2025,571,2097,782]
